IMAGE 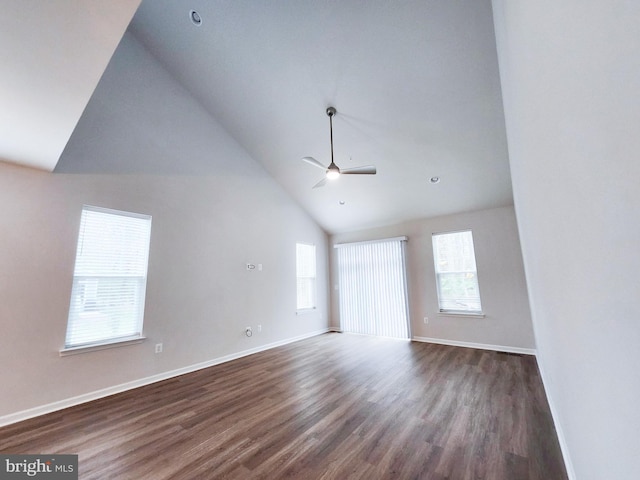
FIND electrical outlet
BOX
[155,343,163,354]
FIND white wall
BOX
[492,1,640,479]
[0,0,141,171]
[0,33,328,421]
[330,206,534,351]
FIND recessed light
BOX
[189,10,202,26]
[429,176,440,184]
[339,200,346,205]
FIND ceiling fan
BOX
[302,106,376,189]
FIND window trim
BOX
[60,336,146,356]
[437,312,486,319]
[61,205,152,354]
[296,242,317,312]
[432,229,483,316]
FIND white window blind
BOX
[336,237,409,339]
[296,243,316,310]
[432,230,483,314]
[64,206,152,349]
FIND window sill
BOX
[437,312,485,319]
[60,336,146,357]
[296,308,316,315]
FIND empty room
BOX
[0,1,638,479]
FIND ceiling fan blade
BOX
[302,156,327,171]
[312,177,328,189]
[341,165,377,175]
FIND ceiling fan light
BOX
[326,162,340,179]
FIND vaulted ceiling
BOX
[0,0,141,171]
[3,0,513,234]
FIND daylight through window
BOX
[432,230,482,314]
[296,243,316,311]
[64,206,152,349]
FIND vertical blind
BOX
[296,243,316,310]
[432,230,482,314]
[336,237,409,339]
[65,206,152,348]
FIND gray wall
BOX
[492,1,640,479]
[330,206,534,351]
[0,33,328,421]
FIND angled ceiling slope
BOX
[0,0,141,171]
[36,1,513,234]
[128,0,513,233]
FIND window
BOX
[296,243,316,310]
[64,205,152,351]
[432,230,482,314]
[335,237,409,339]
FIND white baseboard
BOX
[411,335,536,355]
[1,327,576,480]
[0,328,329,428]
[534,356,576,480]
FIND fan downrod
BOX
[301,105,376,188]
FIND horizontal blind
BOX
[432,230,482,313]
[336,238,409,339]
[65,206,152,348]
[296,243,316,310]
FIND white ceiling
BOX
[4,0,513,235]
[127,0,513,234]
[0,0,141,171]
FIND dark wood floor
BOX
[0,333,567,479]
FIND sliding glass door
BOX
[335,237,410,339]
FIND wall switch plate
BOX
[423,317,429,324]
[155,343,163,353]
[257,324,262,332]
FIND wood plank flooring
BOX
[0,333,567,479]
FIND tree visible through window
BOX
[64,205,152,349]
[432,230,483,314]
